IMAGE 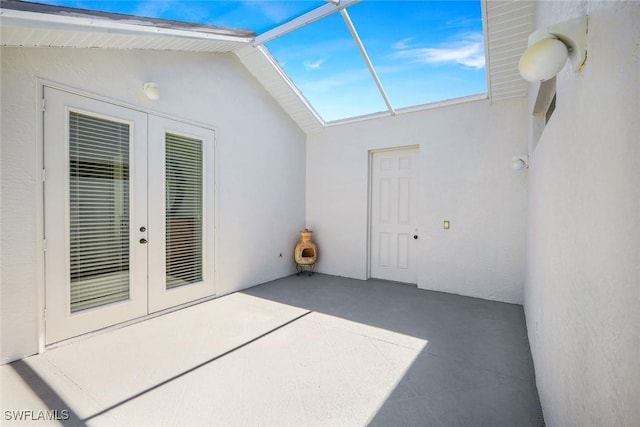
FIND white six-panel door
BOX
[44,88,215,344]
[370,147,419,284]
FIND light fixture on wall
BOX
[511,155,529,171]
[143,82,160,100]
[519,16,587,82]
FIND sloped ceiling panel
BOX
[485,0,536,101]
[235,45,324,134]
[0,25,247,52]
[238,0,536,132]
[0,1,253,52]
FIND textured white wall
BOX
[524,1,640,425]
[307,98,528,304]
[0,48,306,363]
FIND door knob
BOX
[140,238,148,244]
[413,235,418,240]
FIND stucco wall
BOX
[524,1,640,425]
[0,47,306,363]
[306,98,528,304]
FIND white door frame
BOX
[147,115,216,313]
[367,145,420,283]
[44,87,150,344]
[39,82,219,347]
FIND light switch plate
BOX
[443,220,450,230]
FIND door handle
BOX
[413,235,418,240]
[140,238,148,244]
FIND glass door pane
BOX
[147,116,215,313]
[165,133,203,289]
[69,112,130,312]
[44,87,148,345]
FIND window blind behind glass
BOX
[165,133,203,289]
[69,112,130,313]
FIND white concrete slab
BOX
[81,311,425,426]
[1,275,543,426]
[2,292,309,426]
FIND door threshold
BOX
[45,294,219,351]
[367,278,418,288]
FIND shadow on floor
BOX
[3,273,544,426]
[8,360,86,426]
[242,274,545,426]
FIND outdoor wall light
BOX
[143,82,160,100]
[511,155,530,171]
[519,16,587,82]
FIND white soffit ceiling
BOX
[484,0,536,101]
[0,1,253,52]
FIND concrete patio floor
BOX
[1,274,544,426]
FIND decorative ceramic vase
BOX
[294,229,317,266]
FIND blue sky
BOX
[29,1,486,122]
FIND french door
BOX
[44,88,215,344]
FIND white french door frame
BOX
[367,145,421,283]
[37,81,219,349]
[147,116,216,313]
[44,88,150,344]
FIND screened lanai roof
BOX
[1,0,535,130]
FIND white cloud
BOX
[300,68,371,93]
[392,33,485,69]
[303,59,326,70]
[243,1,298,25]
[392,37,414,50]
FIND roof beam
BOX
[253,0,361,46]
[339,8,395,115]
